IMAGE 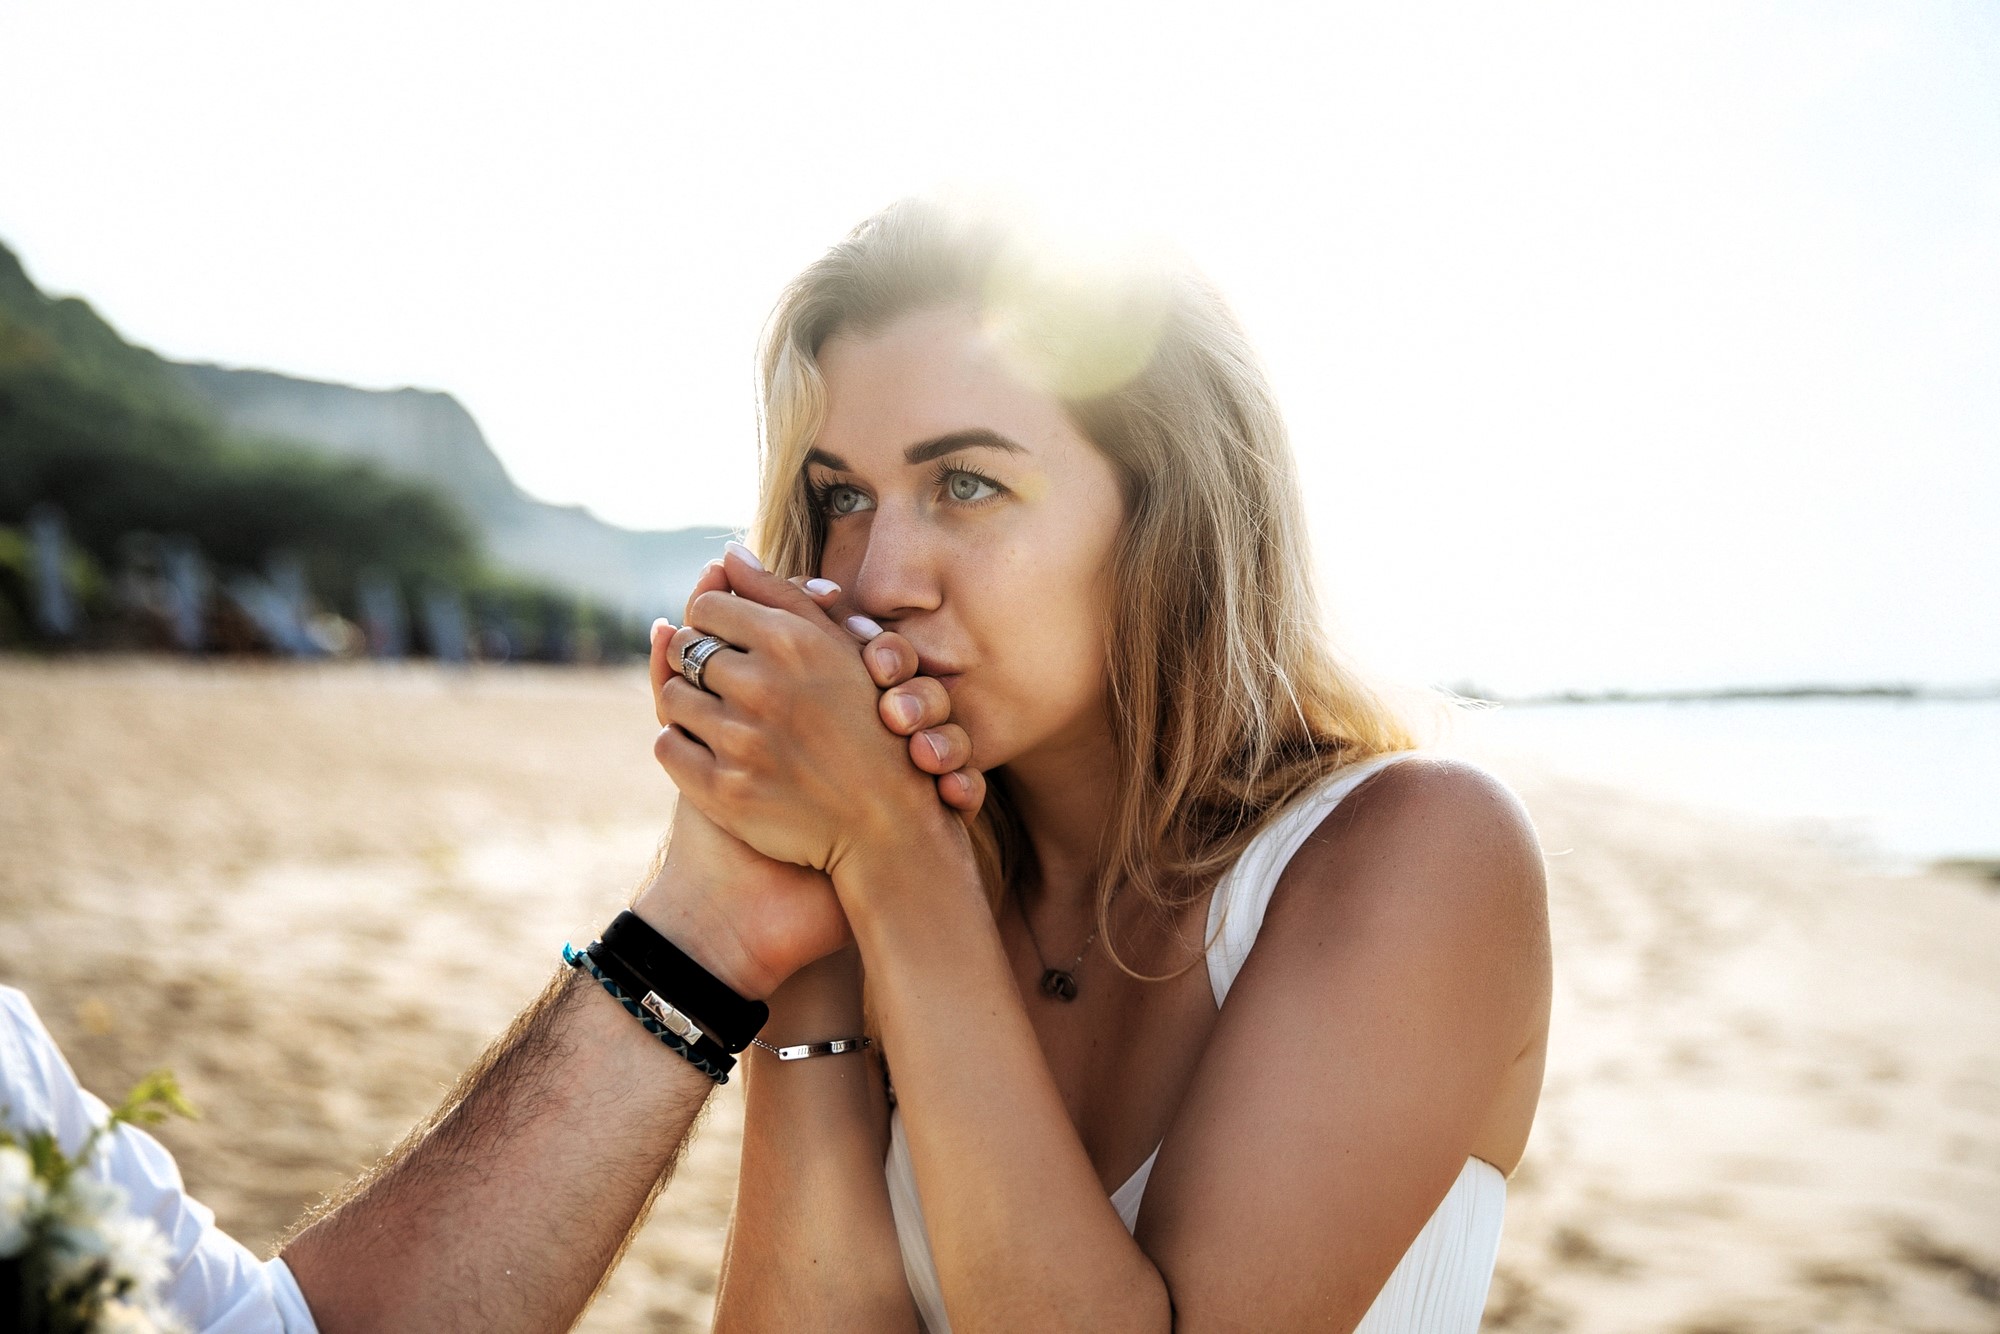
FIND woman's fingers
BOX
[658,673,732,749]
[652,722,718,799]
[664,623,752,702]
[681,554,981,831]
[648,619,675,726]
[681,559,729,625]
[878,676,950,736]
[793,574,844,611]
[861,631,919,688]
[703,544,855,648]
[938,767,986,816]
[907,722,973,774]
[650,559,729,725]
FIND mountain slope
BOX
[173,363,732,618]
[1,235,729,620]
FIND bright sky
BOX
[2,2,1994,694]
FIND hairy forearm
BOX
[281,966,718,1333]
[842,831,1172,1332]
[715,948,920,1332]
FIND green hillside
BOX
[0,236,725,653]
[0,240,482,611]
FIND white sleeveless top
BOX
[884,750,1508,1332]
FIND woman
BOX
[647,196,1551,1332]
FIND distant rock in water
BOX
[175,362,731,619]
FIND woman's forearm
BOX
[714,947,921,1332]
[839,826,1173,1333]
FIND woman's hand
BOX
[634,553,981,995]
[664,558,985,816]
[655,547,974,878]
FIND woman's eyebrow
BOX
[803,429,1027,474]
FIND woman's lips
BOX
[915,656,964,692]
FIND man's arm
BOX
[280,568,977,1332]
[279,910,752,1334]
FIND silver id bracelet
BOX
[750,1035,873,1061]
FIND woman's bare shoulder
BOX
[1264,752,1551,1003]
[1298,753,1543,889]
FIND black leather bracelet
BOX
[597,910,771,1054]
[563,943,734,1082]
[583,941,739,1077]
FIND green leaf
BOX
[108,1070,198,1128]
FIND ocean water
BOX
[1445,697,2000,870]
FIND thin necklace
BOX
[1015,886,1119,1003]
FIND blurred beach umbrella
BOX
[26,503,78,641]
[223,572,315,656]
[265,553,320,657]
[473,592,519,663]
[356,569,409,659]
[420,582,469,664]
[160,537,209,653]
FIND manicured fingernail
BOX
[651,618,671,641]
[724,540,765,571]
[889,693,921,727]
[845,615,884,640]
[804,578,839,596]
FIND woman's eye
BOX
[945,471,998,503]
[824,485,872,515]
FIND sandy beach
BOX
[2,658,1996,1331]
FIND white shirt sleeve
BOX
[1,986,320,1334]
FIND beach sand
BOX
[2,658,1995,1331]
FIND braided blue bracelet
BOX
[564,941,733,1084]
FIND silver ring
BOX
[678,634,731,695]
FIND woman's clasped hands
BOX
[642,542,979,992]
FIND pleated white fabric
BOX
[885,749,1509,1333]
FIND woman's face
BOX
[808,304,1127,774]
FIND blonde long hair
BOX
[750,195,1439,978]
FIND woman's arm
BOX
[713,947,920,1332]
[658,559,962,1329]
[1137,757,1550,1329]
[838,824,1175,1331]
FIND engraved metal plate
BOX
[640,991,707,1045]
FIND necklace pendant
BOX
[1040,969,1080,1002]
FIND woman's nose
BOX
[841,509,943,623]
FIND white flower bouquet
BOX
[2,1071,197,1334]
